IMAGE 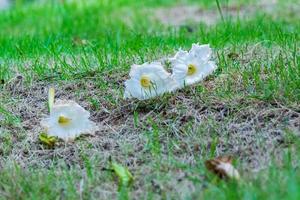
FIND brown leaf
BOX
[205,156,240,180]
[72,37,88,46]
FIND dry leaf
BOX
[205,156,240,180]
[72,37,88,46]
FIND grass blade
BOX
[215,0,224,22]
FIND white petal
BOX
[123,88,131,99]
[171,62,188,87]
[199,61,217,78]
[185,75,203,85]
[190,43,212,61]
[124,79,144,100]
[170,49,188,62]
[129,64,141,77]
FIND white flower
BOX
[124,62,177,100]
[41,100,97,141]
[171,43,217,87]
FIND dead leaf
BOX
[228,52,239,60]
[72,37,88,46]
[205,156,240,180]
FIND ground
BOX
[0,0,300,199]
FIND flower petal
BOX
[190,43,212,61]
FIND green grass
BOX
[1,148,300,199]
[0,0,300,199]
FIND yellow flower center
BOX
[140,75,151,88]
[58,115,72,126]
[187,64,197,76]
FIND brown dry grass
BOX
[1,78,299,198]
[1,65,299,171]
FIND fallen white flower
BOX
[41,100,97,141]
[171,43,217,87]
[124,62,177,100]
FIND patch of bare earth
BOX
[153,0,299,26]
[1,45,300,198]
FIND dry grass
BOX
[2,73,299,170]
[1,75,299,198]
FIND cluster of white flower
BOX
[40,43,217,141]
[124,43,217,100]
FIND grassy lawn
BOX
[0,0,300,199]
